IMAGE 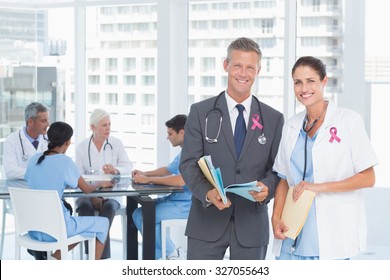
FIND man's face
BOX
[223,49,260,101]
[29,111,50,136]
[166,127,184,147]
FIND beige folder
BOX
[281,188,315,240]
[197,156,218,189]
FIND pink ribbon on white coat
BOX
[329,127,341,143]
[251,114,263,130]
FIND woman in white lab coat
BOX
[271,56,378,260]
[75,108,132,259]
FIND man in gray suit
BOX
[179,37,284,260]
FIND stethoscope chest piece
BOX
[258,134,267,145]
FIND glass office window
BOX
[105,75,118,85]
[88,58,100,71]
[123,75,136,86]
[201,76,215,87]
[123,58,136,71]
[141,113,155,126]
[201,57,216,72]
[105,58,118,71]
[142,75,155,86]
[88,75,100,85]
[88,92,100,104]
[142,94,155,107]
[142,58,155,72]
[105,92,118,105]
[123,93,136,106]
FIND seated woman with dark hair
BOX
[25,121,111,260]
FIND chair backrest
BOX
[8,187,67,242]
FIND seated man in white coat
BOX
[2,102,50,260]
[3,102,50,179]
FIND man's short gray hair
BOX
[24,102,49,125]
[226,37,262,66]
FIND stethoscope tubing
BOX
[87,135,113,169]
[204,91,265,144]
[19,129,47,161]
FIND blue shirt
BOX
[165,152,192,201]
[279,129,319,257]
[23,126,44,146]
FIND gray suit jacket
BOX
[179,92,284,247]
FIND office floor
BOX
[1,230,389,260]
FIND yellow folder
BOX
[281,188,315,240]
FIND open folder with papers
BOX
[197,155,262,204]
[281,187,315,240]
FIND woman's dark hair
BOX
[37,121,73,164]
[292,56,327,80]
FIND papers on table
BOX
[197,155,262,204]
[281,188,315,240]
[82,174,112,181]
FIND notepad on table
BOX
[82,174,112,181]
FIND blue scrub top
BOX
[278,129,320,257]
[165,152,192,201]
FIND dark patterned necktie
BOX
[32,140,39,150]
[234,104,246,158]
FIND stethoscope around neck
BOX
[204,91,266,145]
[87,135,113,174]
[19,129,47,161]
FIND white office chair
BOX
[9,187,96,260]
[79,206,127,259]
[161,219,187,260]
[0,199,13,259]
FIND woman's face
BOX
[92,116,111,140]
[292,65,328,107]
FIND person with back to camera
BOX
[271,56,378,260]
[179,37,284,260]
[75,108,132,259]
[24,121,110,260]
[132,114,191,260]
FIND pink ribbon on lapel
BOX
[329,127,341,143]
[251,114,263,130]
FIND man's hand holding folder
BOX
[197,155,264,208]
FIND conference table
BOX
[0,176,184,260]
